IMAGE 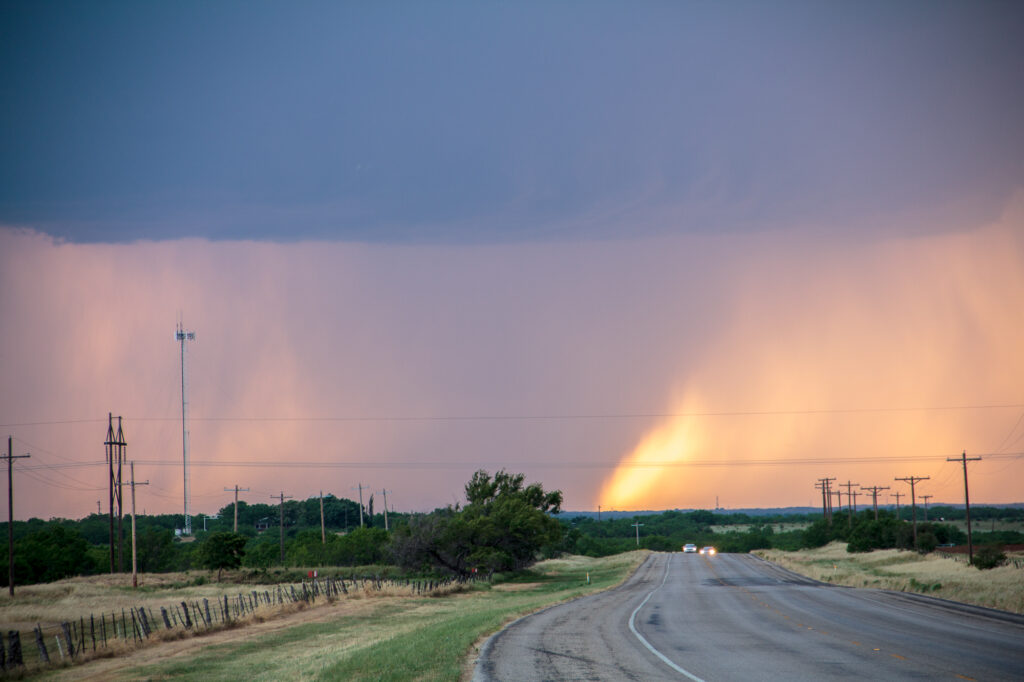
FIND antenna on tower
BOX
[175,319,196,535]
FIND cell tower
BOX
[176,320,196,535]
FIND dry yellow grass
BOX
[755,542,1024,614]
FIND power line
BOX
[5,401,1024,428]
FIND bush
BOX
[973,545,1006,570]
[916,531,938,554]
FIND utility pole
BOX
[832,489,842,519]
[892,491,904,518]
[860,486,889,521]
[921,495,933,521]
[380,490,392,531]
[597,505,601,522]
[841,481,860,526]
[104,414,126,573]
[948,451,981,564]
[320,491,326,543]
[5,437,30,597]
[895,476,929,548]
[271,492,293,563]
[352,484,368,527]
[816,478,835,524]
[632,522,644,547]
[129,462,149,588]
[175,321,196,536]
[223,485,249,533]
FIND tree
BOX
[198,532,247,580]
[392,470,563,576]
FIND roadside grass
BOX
[30,552,646,681]
[755,542,1024,614]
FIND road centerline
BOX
[628,554,705,682]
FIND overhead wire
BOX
[4,401,1024,428]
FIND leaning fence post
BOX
[60,622,75,658]
[34,625,49,664]
[90,614,96,651]
[180,602,193,628]
[160,607,172,630]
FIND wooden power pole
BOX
[129,461,149,588]
[861,485,890,521]
[4,437,30,596]
[272,492,293,563]
[895,475,930,548]
[224,485,249,533]
[841,481,860,526]
[380,489,392,531]
[948,451,981,564]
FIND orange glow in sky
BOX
[600,199,1024,511]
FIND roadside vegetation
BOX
[755,542,1024,614]
[22,552,644,681]
[3,466,1022,678]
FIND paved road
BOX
[474,552,1024,681]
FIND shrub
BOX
[973,545,1006,570]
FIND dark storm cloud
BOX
[2,1,1022,243]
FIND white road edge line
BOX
[628,554,706,682]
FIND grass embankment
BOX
[755,542,1024,614]
[14,552,644,681]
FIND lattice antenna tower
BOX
[176,320,196,535]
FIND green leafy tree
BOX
[5,526,98,585]
[198,532,247,580]
[392,470,563,576]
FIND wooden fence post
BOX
[60,622,74,658]
[161,607,172,630]
[34,625,49,664]
[6,631,21,667]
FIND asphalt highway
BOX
[473,552,1024,681]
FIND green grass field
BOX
[36,552,645,681]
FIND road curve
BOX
[473,552,1024,681]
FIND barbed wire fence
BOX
[1,572,480,674]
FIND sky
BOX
[1,2,1023,522]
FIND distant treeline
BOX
[3,491,1022,587]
